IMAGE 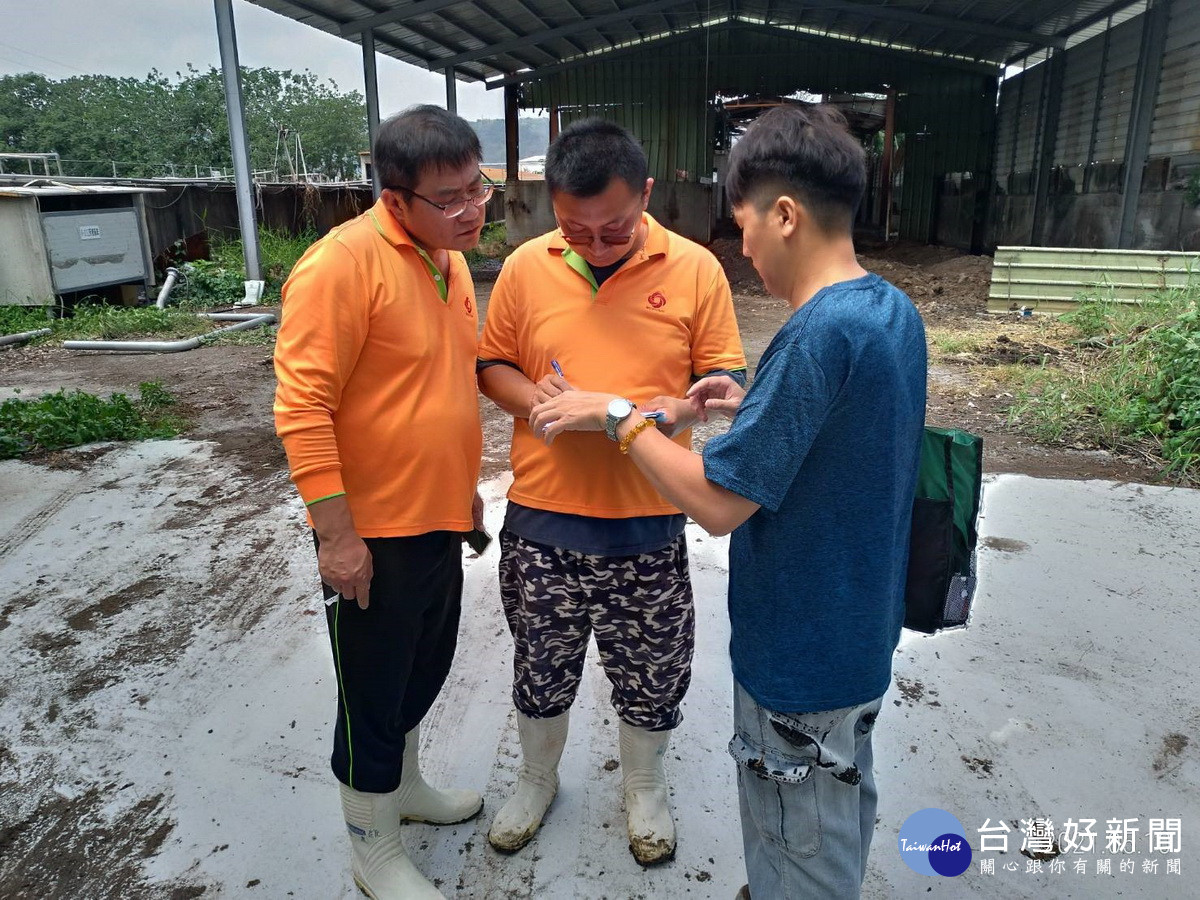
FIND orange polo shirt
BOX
[274,198,482,537]
[478,213,745,518]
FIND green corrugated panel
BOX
[988,246,1200,312]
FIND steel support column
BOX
[445,68,458,114]
[213,0,261,281]
[1030,49,1065,245]
[363,29,382,197]
[1118,0,1170,249]
[505,84,520,181]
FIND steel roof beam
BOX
[435,3,557,69]
[1000,0,1137,67]
[340,0,473,36]
[1054,0,1141,39]
[433,0,697,68]
[801,0,1065,49]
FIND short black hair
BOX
[374,104,482,191]
[726,104,865,231]
[545,118,647,198]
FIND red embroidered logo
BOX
[647,291,667,309]
[464,297,473,315]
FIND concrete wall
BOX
[989,190,1200,251]
[503,179,714,245]
[0,197,54,306]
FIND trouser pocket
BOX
[729,731,822,859]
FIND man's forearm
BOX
[618,422,759,537]
[478,364,536,418]
[308,494,359,545]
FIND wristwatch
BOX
[604,397,636,441]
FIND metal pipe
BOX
[363,29,381,198]
[0,328,51,348]
[214,0,262,281]
[155,267,180,309]
[64,314,275,353]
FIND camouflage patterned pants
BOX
[498,530,694,731]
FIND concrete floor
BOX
[2,447,1197,898]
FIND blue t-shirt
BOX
[702,273,927,713]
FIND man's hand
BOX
[642,395,698,438]
[530,372,573,409]
[317,533,373,610]
[529,391,616,444]
[687,375,746,421]
[471,490,485,530]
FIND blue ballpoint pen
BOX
[551,359,564,378]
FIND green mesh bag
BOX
[904,426,983,634]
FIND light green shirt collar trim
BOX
[561,248,599,295]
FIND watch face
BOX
[607,398,633,418]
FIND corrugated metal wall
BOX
[991,0,1200,249]
[1150,0,1200,157]
[523,24,997,247]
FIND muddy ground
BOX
[0,243,1172,898]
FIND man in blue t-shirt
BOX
[529,103,926,897]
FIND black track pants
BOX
[317,531,463,793]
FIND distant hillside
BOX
[469,118,550,167]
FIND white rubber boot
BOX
[487,711,570,852]
[619,721,676,865]
[395,724,483,825]
[339,783,444,900]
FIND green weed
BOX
[1009,289,1200,477]
[465,221,510,266]
[0,305,54,338]
[176,227,316,307]
[51,306,211,341]
[0,381,183,459]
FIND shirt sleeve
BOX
[702,339,835,513]
[690,263,748,377]
[477,261,521,368]
[273,240,370,505]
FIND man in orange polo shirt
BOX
[274,105,490,900]
[477,118,746,865]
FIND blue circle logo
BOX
[898,808,972,876]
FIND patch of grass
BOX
[52,306,211,341]
[1008,289,1200,476]
[0,305,54,338]
[207,322,278,347]
[176,227,316,307]
[0,381,184,459]
[928,328,991,356]
[465,221,510,266]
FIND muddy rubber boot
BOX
[339,782,444,900]
[487,711,570,852]
[395,724,483,825]
[619,721,676,866]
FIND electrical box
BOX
[40,208,150,293]
[0,183,159,306]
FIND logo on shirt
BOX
[464,296,473,315]
[647,291,667,309]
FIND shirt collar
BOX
[367,197,416,249]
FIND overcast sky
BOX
[0,0,511,120]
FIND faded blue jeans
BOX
[730,680,883,899]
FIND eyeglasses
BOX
[393,172,499,219]
[558,223,638,246]
[556,203,643,246]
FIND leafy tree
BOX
[0,67,367,180]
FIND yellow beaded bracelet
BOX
[618,417,657,454]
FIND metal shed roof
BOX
[245,0,1134,83]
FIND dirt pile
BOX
[708,237,994,324]
[859,244,993,324]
